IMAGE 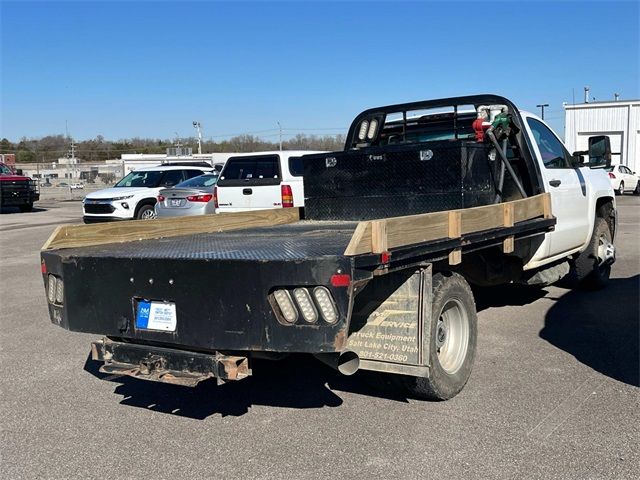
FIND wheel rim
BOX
[435,298,469,374]
[596,234,615,271]
[140,209,156,220]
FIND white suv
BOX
[83,165,213,223]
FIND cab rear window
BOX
[218,155,281,186]
[288,156,304,177]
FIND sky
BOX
[1,0,638,142]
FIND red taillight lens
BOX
[330,274,351,287]
[213,186,219,208]
[186,194,213,203]
[41,261,47,274]
[281,184,293,208]
[157,195,165,202]
[608,172,616,179]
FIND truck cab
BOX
[519,112,615,269]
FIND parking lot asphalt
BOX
[1,197,638,479]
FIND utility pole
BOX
[277,121,282,151]
[536,103,549,120]
[192,121,203,154]
[69,138,76,179]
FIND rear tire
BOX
[617,182,624,195]
[402,272,477,400]
[634,182,640,195]
[570,217,613,290]
[136,204,156,220]
[19,203,33,212]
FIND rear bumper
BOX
[155,205,211,217]
[91,337,250,386]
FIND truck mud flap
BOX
[91,338,251,387]
[347,266,432,377]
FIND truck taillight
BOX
[186,194,213,203]
[213,186,219,208]
[330,274,351,287]
[608,172,616,179]
[157,195,165,202]
[47,274,64,305]
[281,184,293,208]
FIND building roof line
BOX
[564,100,640,109]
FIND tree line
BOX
[0,133,347,163]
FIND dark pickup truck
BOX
[40,95,615,400]
[0,162,39,212]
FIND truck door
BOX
[216,155,282,212]
[525,117,591,256]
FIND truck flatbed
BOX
[41,194,554,362]
[54,221,361,262]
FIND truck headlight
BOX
[358,120,369,141]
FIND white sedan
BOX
[606,164,639,195]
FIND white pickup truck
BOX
[41,95,618,401]
[214,150,323,212]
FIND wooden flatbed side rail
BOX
[42,207,301,251]
[343,193,552,256]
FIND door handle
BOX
[549,180,562,187]
[242,188,253,195]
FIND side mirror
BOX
[587,135,612,168]
[16,169,23,175]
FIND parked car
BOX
[606,164,639,195]
[155,173,219,217]
[215,151,323,213]
[82,165,214,223]
[58,182,68,187]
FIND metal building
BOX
[564,98,640,173]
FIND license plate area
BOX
[135,299,177,332]
[170,199,183,207]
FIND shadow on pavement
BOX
[473,283,549,312]
[84,353,408,419]
[0,206,48,214]
[540,275,640,387]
